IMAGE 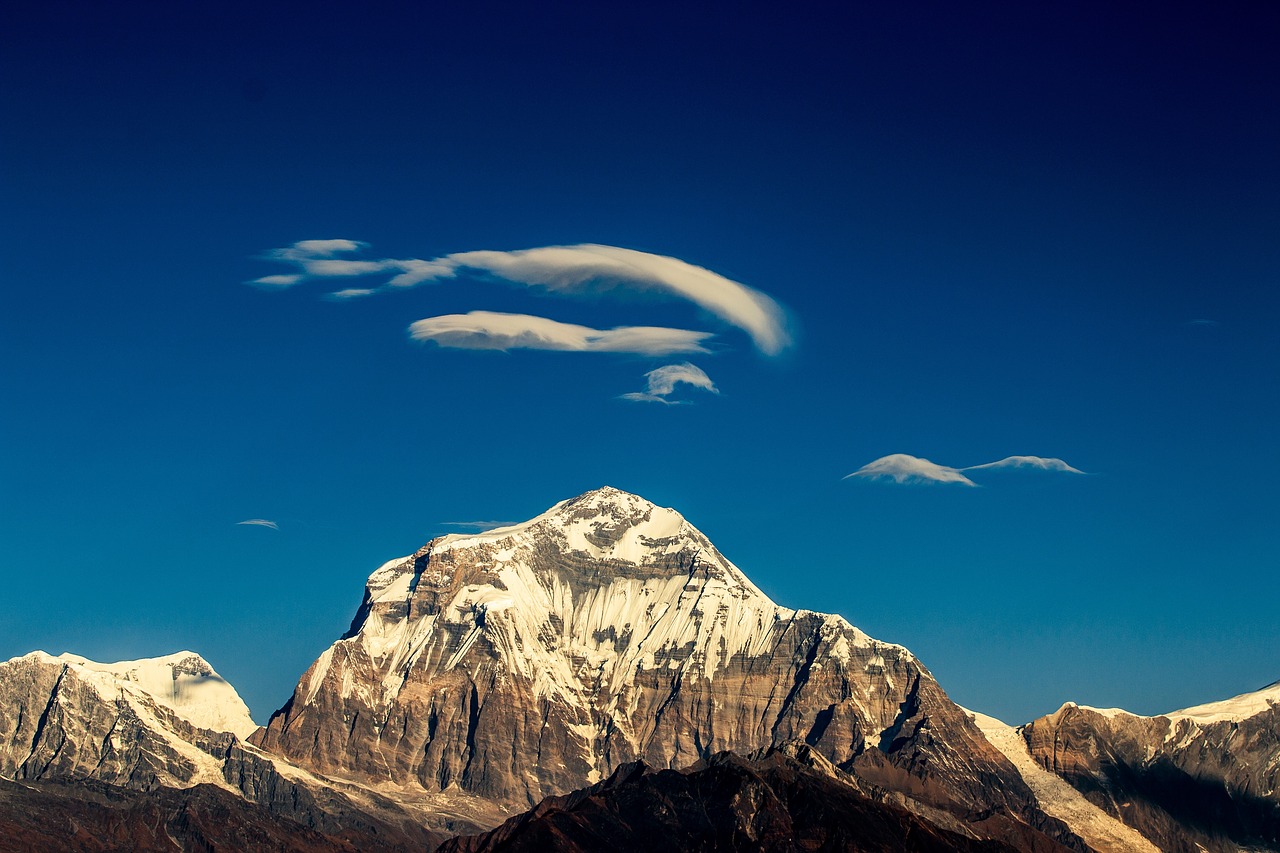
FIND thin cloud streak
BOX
[962,456,1085,474]
[441,520,518,531]
[408,311,713,355]
[621,362,719,404]
[236,519,280,530]
[249,274,303,287]
[255,240,789,354]
[326,288,377,300]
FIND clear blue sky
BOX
[2,1,1277,726]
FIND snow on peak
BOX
[1168,679,1280,725]
[50,650,258,738]
[431,486,697,569]
[339,486,893,712]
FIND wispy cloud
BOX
[846,453,1087,486]
[254,240,789,354]
[845,454,977,486]
[249,274,303,288]
[441,520,517,531]
[236,518,280,530]
[408,311,713,356]
[325,288,377,300]
[621,362,719,404]
[269,239,367,261]
[962,455,1084,474]
[1186,319,1219,327]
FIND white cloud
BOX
[440,245,789,355]
[270,239,366,261]
[300,258,392,277]
[236,518,280,530]
[621,362,719,404]
[845,454,977,486]
[962,456,1085,474]
[408,311,713,356]
[326,288,377,300]
[386,258,458,287]
[254,241,789,354]
[441,520,517,531]
[249,274,304,287]
[846,453,1087,486]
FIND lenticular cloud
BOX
[408,311,714,356]
[252,240,789,355]
[621,362,719,404]
[963,456,1084,474]
[845,454,977,486]
[846,453,1086,486]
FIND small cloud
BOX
[845,454,976,486]
[300,258,391,277]
[621,362,719,404]
[962,456,1085,474]
[326,288,377,300]
[408,311,713,356]
[441,520,517,531]
[387,258,458,288]
[1186,319,1219,327]
[236,519,279,530]
[249,274,304,288]
[269,239,366,261]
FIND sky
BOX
[2,1,1277,727]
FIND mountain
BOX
[0,650,254,791]
[4,485,1275,851]
[254,486,1080,848]
[1012,682,1280,852]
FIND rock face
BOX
[255,486,1079,846]
[1020,684,1280,853]
[438,745,1043,853]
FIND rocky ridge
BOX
[439,744,1045,853]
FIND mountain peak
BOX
[9,649,258,739]
[430,486,693,569]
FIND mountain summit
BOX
[254,487,1075,847]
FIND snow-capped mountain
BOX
[254,486,1078,847]
[0,650,254,791]
[0,650,457,850]
[7,486,1274,851]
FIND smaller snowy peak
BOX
[14,650,259,739]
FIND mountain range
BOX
[1,487,1275,851]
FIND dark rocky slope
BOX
[439,745,1068,853]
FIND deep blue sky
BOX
[3,1,1277,726]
